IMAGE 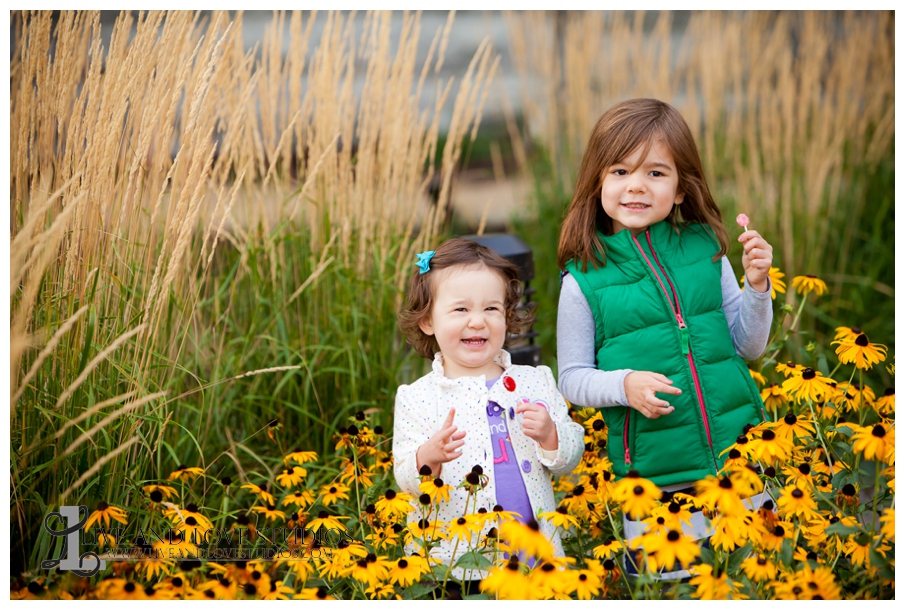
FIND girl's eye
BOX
[650,170,663,177]
[613,169,627,176]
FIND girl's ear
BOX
[675,191,685,205]
[419,316,435,336]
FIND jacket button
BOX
[508,407,515,420]
[521,460,531,473]
[503,376,516,392]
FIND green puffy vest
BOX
[565,221,767,487]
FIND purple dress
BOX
[486,377,537,567]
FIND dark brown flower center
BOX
[855,334,869,346]
[784,413,797,425]
[872,425,886,438]
[802,368,816,380]
[791,489,804,499]
[719,477,733,489]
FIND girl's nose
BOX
[626,171,646,193]
[468,313,486,328]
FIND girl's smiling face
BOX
[600,139,684,236]
[418,264,508,379]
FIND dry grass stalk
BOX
[59,437,139,503]
[62,391,167,456]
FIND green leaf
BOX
[780,538,793,567]
[825,521,862,537]
[699,546,715,566]
[453,550,493,571]
[401,582,436,600]
[817,354,829,376]
[728,543,752,574]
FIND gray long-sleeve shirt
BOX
[557,257,773,409]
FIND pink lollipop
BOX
[736,213,749,231]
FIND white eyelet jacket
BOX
[392,349,585,578]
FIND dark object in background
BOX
[462,233,541,367]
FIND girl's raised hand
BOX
[739,229,773,293]
[624,372,680,419]
[416,408,466,477]
[515,400,558,451]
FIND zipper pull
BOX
[676,314,689,354]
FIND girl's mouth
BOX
[462,338,487,345]
[621,202,650,210]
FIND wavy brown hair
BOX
[557,98,729,271]
[399,238,531,360]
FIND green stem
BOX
[603,500,636,600]
[805,399,835,478]
[762,295,808,370]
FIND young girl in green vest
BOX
[556,98,775,578]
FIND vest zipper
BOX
[623,410,632,466]
[631,231,717,472]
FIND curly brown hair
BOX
[398,238,532,360]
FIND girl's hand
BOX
[416,408,466,477]
[739,229,773,293]
[624,372,681,419]
[516,400,558,450]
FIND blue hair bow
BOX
[415,250,435,275]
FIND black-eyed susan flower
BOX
[95,579,148,600]
[591,537,624,560]
[760,383,788,412]
[307,510,348,533]
[757,520,792,552]
[446,515,482,543]
[528,559,571,600]
[283,448,318,465]
[262,580,296,600]
[747,428,794,463]
[875,388,895,415]
[143,484,178,502]
[711,513,757,552]
[791,274,827,296]
[168,464,205,482]
[776,484,819,521]
[319,482,351,506]
[771,412,814,441]
[164,502,214,531]
[251,504,286,523]
[775,360,802,378]
[561,483,595,518]
[229,513,256,541]
[741,554,777,582]
[568,567,603,600]
[832,332,888,370]
[419,477,452,503]
[749,368,767,387]
[338,459,375,487]
[782,368,835,403]
[460,465,489,492]
[84,501,128,530]
[612,470,660,520]
[583,412,607,436]
[500,519,554,561]
[240,482,276,505]
[490,504,522,524]
[344,553,390,587]
[282,489,316,510]
[851,422,894,463]
[365,524,400,550]
[742,267,787,299]
[835,482,860,509]
[688,564,747,600]
[266,418,282,442]
[275,466,307,489]
[364,583,397,600]
[296,586,334,600]
[695,475,746,517]
[133,545,172,580]
[641,528,701,572]
[387,554,430,587]
[374,489,415,521]
[782,564,842,599]
[538,506,580,531]
[837,381,877,411]
[479,557,532,600]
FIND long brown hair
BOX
[557,98,729,271]
[398,238,532,360]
